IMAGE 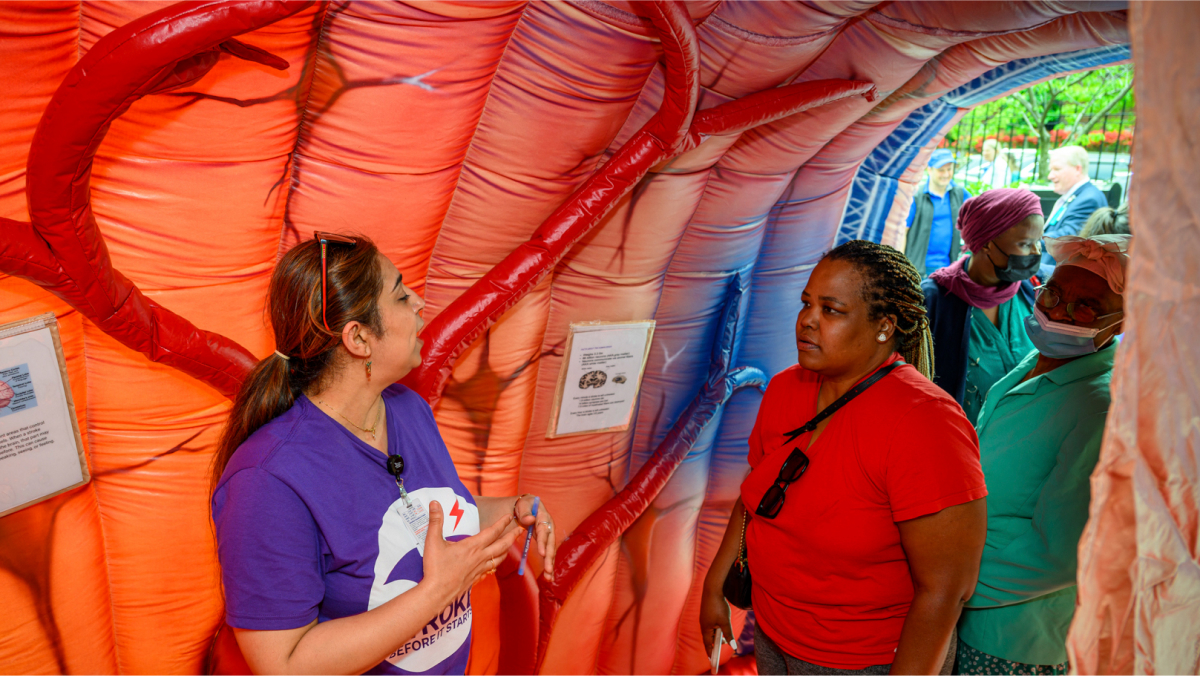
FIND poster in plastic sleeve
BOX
[0,313,88,517]
[548,321,655,438]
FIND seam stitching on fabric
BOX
[64,6,212,322]
[866,11,1062,39]
[691,0,722,33]
[421,2,530,294]
[70,10,121,671]
[419,3,531,497]
[74,0,82,61]
[523,24,675,505]
[567,0,646,32]
[82,324,123,674]
[705,14,843,47]
[274,3,335,260]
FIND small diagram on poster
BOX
[0,314,88,518]
[0,363,39,418]
[548,321,655,438]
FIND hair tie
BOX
[274,350,291,361]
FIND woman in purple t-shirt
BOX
[211,233,557,675]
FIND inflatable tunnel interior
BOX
[1,1,1196,674]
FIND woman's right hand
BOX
[699,585,734,657]
[419,500,520,605]
[700,498,746,659]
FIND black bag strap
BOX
[783,361,905,444]
[735,509,748,565]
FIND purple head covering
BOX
[957,188,1043,252]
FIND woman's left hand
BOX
[514,494,557,581]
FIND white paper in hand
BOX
[710,627,723,675]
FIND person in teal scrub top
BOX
[924,189,1044,424]
[957,234,1131,675]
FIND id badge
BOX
[397,498,430,556]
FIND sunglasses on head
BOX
[755,447,810,519]
[313,231,357,332]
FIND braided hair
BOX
[824,240,934,380]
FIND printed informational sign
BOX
[0,314,88,518]
[548,321,655,438]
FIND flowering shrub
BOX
[1049,129,1073,143]
[932,127,1133,159]
[947,128,1132,153]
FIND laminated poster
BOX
[0,313,88,517]
[548,320,655,438]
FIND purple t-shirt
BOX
[213,384,479,675]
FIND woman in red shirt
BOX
[701,240,988,675]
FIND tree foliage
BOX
[943,64,1135,181]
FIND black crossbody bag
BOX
[723,361,904,610]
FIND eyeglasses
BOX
[313,231,356,331]
[1034,285,1116,324]
[755,447,810,519]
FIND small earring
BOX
[877,333,888,342]
[365,360,372,380]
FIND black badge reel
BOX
[386,453,412,508]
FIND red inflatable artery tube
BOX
[403,0,876,405]
[0,1,307,399]
[0,7,874,666]
[690,77,879,138]
[402,0,699,403]
[532,276,765,671]
[0,0,874,407]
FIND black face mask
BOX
[986,243,1040,283]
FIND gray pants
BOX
[754,622,956,675]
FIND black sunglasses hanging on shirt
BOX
[720,362,907,609]
[754,360,905,519]
[723,359,906,609]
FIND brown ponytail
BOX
[1080,203,1130,237]
[824,240,935,380]
[211,234,386,492]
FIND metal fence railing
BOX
[940,96,1133,203]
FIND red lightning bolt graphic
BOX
[449,499,464,531]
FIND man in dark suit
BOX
[905,149,971,277]
[1040,145,1107,277]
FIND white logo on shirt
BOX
[368,486,480,671]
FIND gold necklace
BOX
[317,396,383,440]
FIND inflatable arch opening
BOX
[0,2,1195,674]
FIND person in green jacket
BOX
[957,234,1131,675]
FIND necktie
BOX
[1045,194,1073,231]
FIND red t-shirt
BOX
[741,354,986,669]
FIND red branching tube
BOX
[405,6,877,405]
[402,0,700,403]
[690,78,878,138]
[531,275,768,670]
